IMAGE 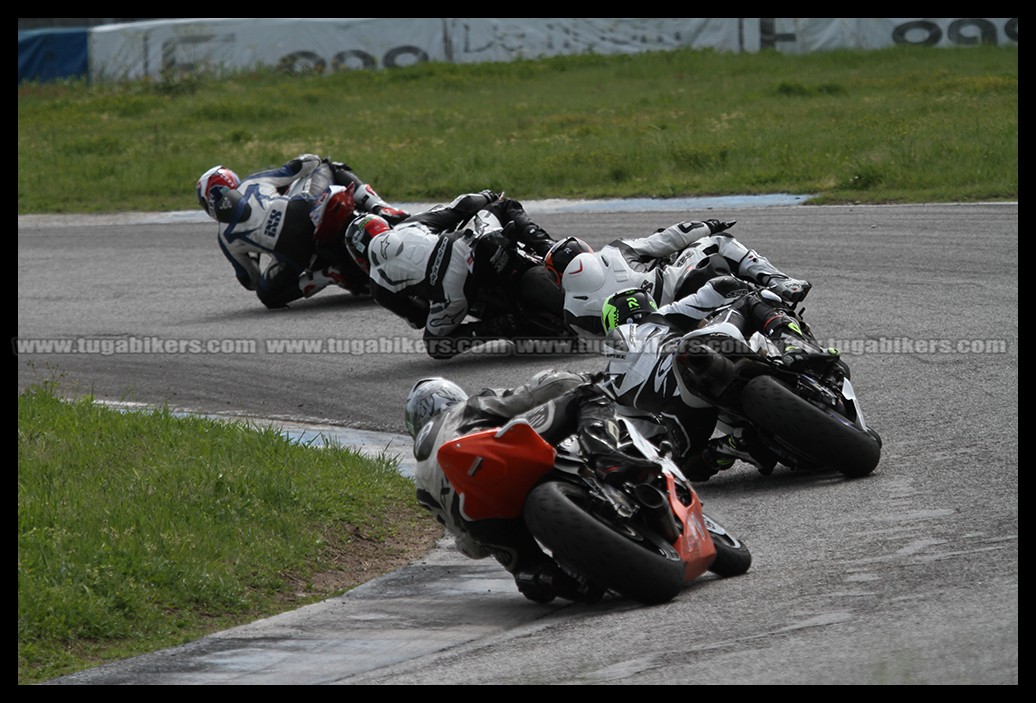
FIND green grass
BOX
[17,383,442,685]
[17,45,1017,215]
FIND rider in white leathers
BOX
[545,219,811,338]
[599,283,832,481]
[407,369,640,603]
[356,191,558,359]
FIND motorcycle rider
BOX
[543,219,812,338]
[597,282,835,481]
[406,369,668,603]
[196,154,410,309]
[347,190,559,359]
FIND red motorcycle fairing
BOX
[661,471,717,582]
[436,419,556,521]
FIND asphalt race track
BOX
[18,202,1018,685]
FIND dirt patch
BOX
[280,508,446,604]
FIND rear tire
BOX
[516,267,571,338]
[741,375,880,478]
[524,481,685,605]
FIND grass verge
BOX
[17,382,442,685]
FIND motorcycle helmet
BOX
[544,237,594,286]
[344,213,392,273]
[601,288,658,335]
[559,252,606,294]
[404,377,469,438]
[196,165,240,220]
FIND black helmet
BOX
[544,236,593,286]
[601,288,658,335]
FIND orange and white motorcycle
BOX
[436,413,751,605]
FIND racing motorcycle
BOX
[459,205,577,346]
[436,413,751,605]
[671,289,882,479]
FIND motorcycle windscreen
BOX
[437,420,557,521]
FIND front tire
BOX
[524,481,685,605]
[741,375,881,478]
[703,514,751,577]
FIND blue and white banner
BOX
[18,18,1019,84]
[18,27,90,83]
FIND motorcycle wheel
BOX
[524,481,685,605]
[741,375,881,478]
[515,267,572,340]
[703,514,751,577]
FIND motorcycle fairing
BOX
[437,419,557,521]
[662,472,717,582]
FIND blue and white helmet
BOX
[404,378,468,438]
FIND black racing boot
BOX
[748,296,840,373]
[681,443,734,482]
[707,432,779,477]
[765,275,812,304]
[515,561,604,604]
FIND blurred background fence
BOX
[18,18,1018,84]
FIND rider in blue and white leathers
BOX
[200,154,407,308]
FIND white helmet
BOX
[560,251,606,293]
[544,236,594,286]
[404,378,468,438]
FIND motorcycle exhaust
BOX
[633,483,681,544]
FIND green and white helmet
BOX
[601,288,658,335]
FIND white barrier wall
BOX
[87,18,1017,82]
[765,18,1017,52]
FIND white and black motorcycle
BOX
[670,290,882,479]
